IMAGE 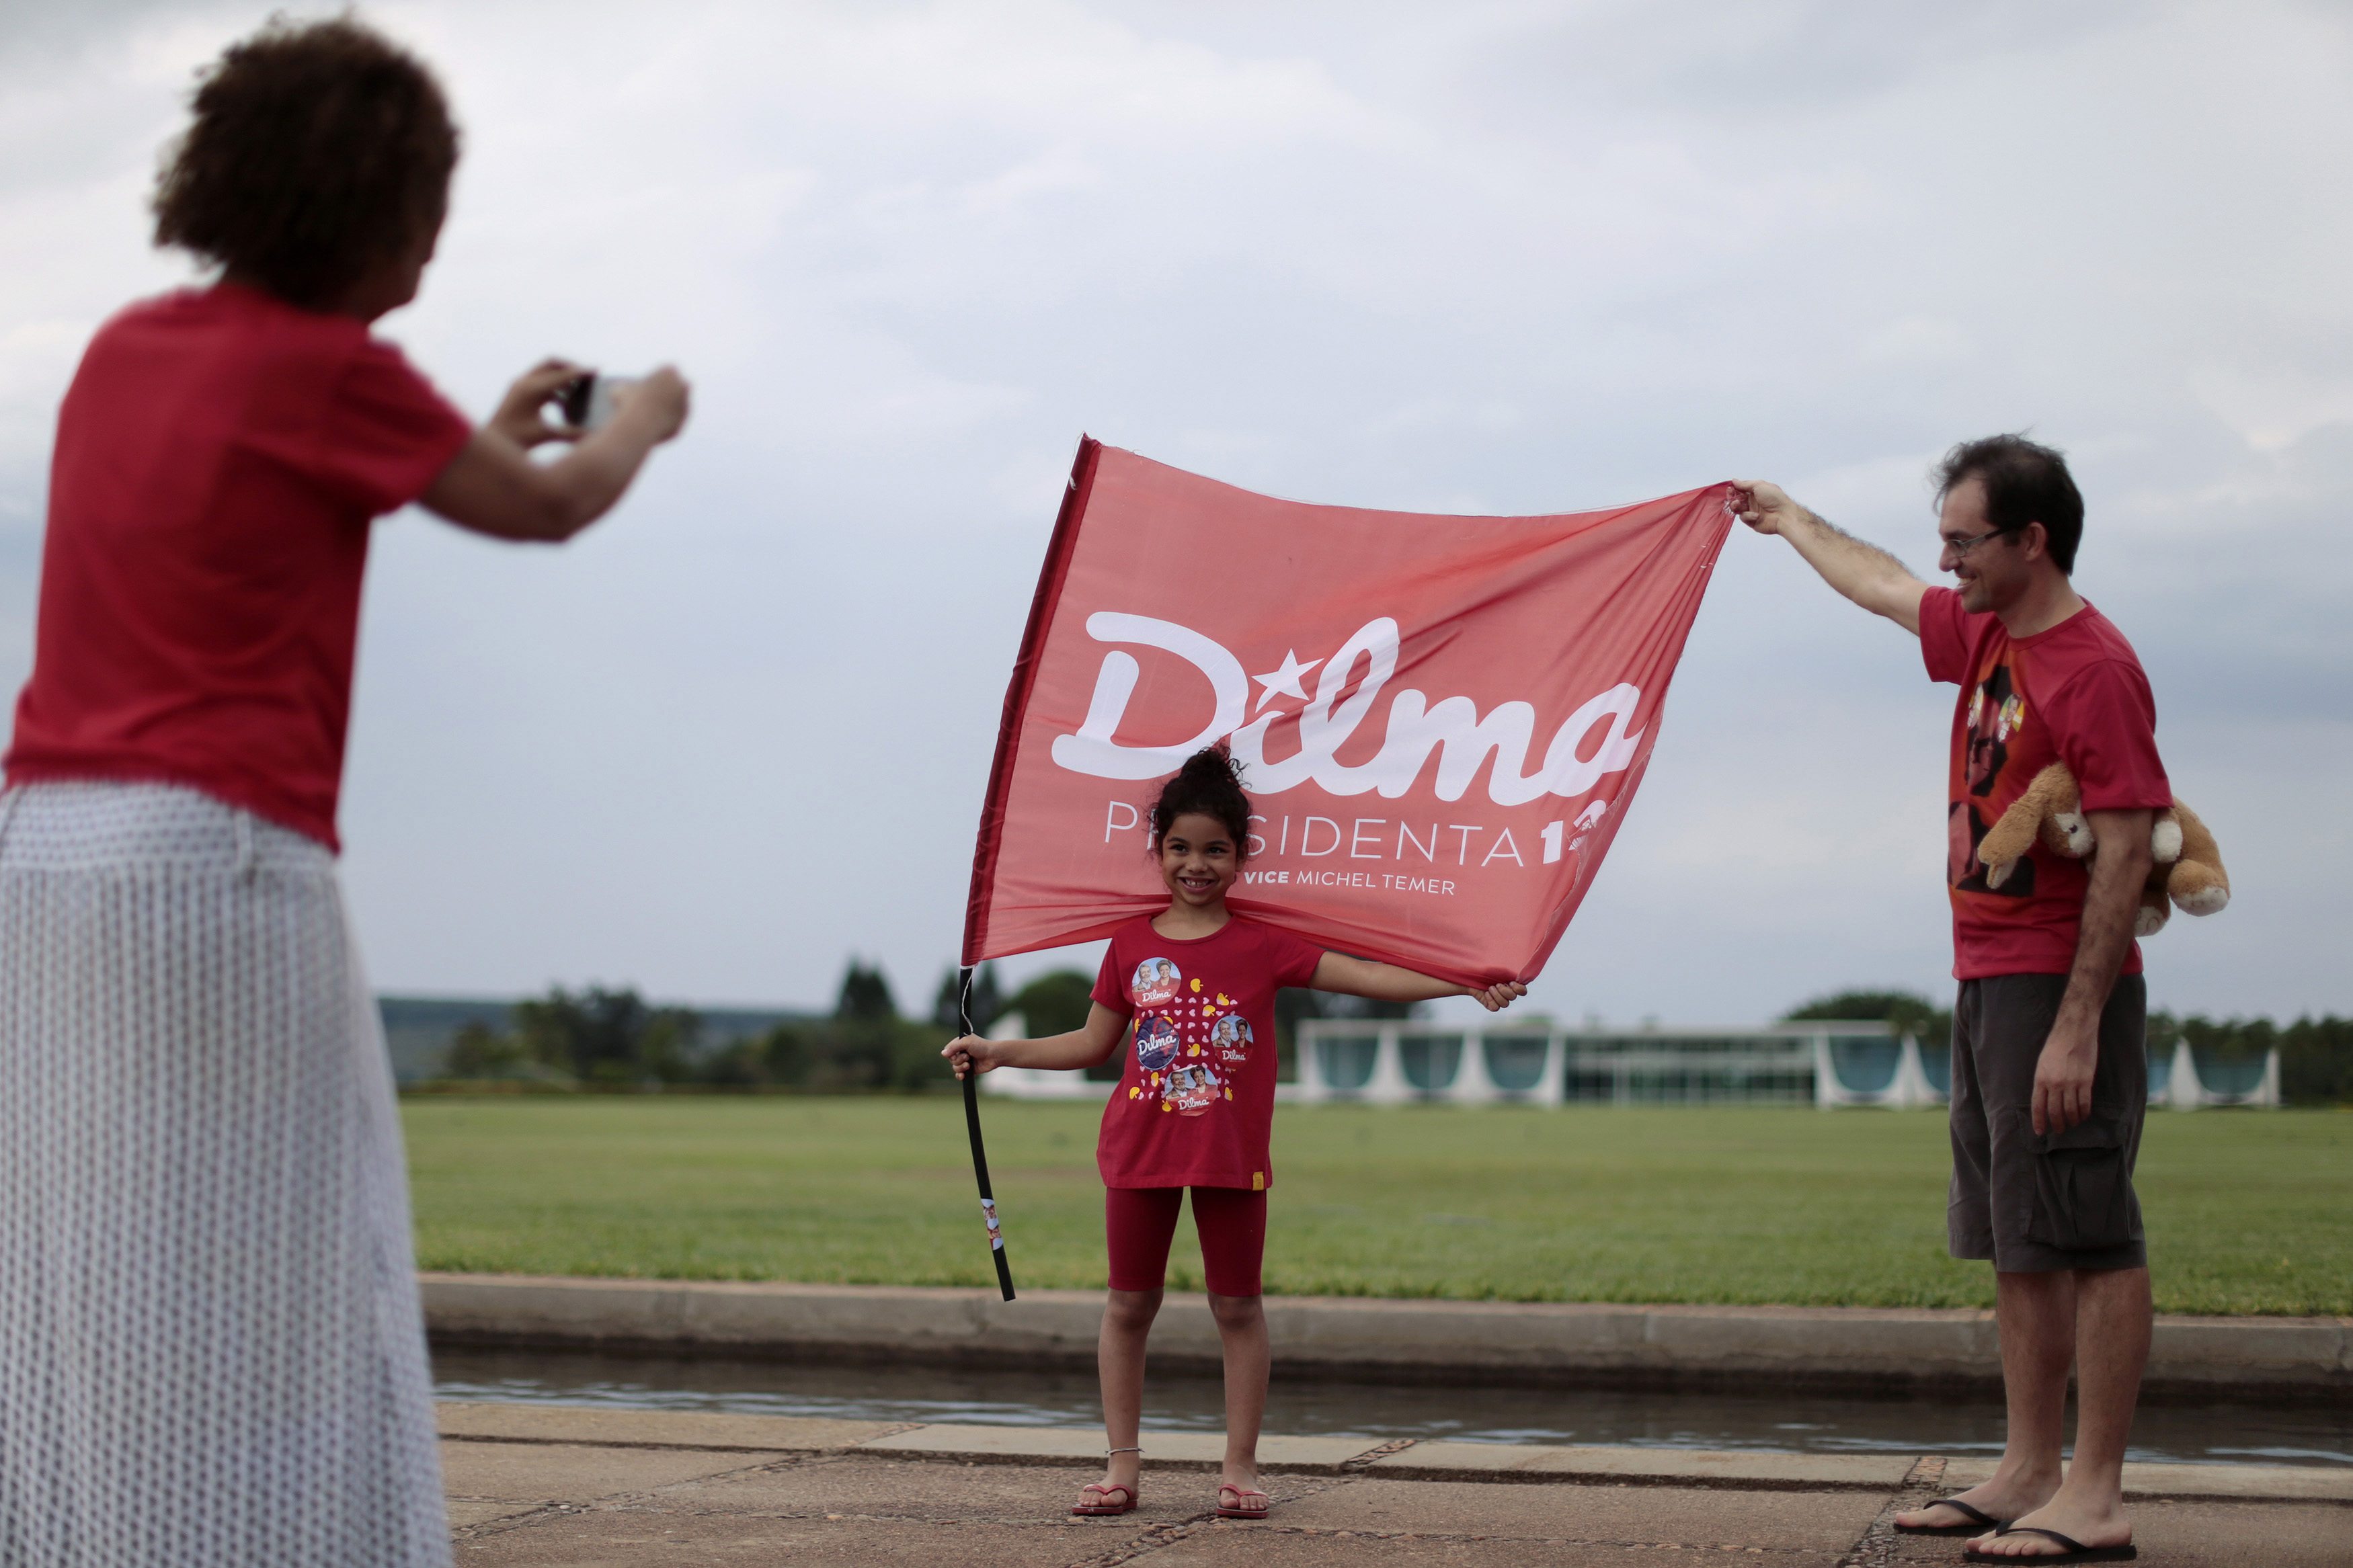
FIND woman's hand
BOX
[488,358,589,449]
[426,362,690,544]
[611,366,690,444]
[1466,981,1528,1012]
[941,1034,1004,1080]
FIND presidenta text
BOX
[1055,613,1637,892]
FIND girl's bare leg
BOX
[1096,1288,1161,1497]
[1206,1290,1269,1493]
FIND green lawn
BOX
[401,1098,2352,1316]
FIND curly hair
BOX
[1150,746,1254,858]
[153,16,459,308]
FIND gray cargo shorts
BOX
[1948,973,2149,1274]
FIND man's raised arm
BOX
[1731,481,1928,636]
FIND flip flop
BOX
[1215,1483,1271,1520]
[1071,1483,1138,1517]
[1895,1496,2011,1536]
[1962,1526,2137,1563]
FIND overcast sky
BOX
[2,0,2347,1026]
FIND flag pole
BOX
[957,440,1098,1307]
[958,965,1015,1301]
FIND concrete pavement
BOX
[438,1402,2353,1565]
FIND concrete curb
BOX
[433,1402,2353,1503]
[421,1273,2352,1398]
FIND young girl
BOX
[945,747,1525,1521]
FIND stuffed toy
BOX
[1975,763,2229,937]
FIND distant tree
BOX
[760,1023,811,1085]
[2152,1012,2353,1105]
[1784,989,1952,1050]
[1010,969,1095,1036]
[2279,1015,2353,1104]
[817,960,900,1088]
[1000,968,1111,1078]
[513,985,701,1086]
[696,1022,811,1089]
[441,1020,535,1079]
[931,962,1003,1034]
[887,1019,956,1091]
[2161,1012,2275,1062]
[696,1037,763,1089]
[836,961,897,1022]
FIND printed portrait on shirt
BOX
[1952,661,2033,898]
[1135,1014,1181,1073]
[1962,665,2024,799]
[1166,1061,1222,1116]
[1130,957,1181,1008]
[1209,1014,1254,1061]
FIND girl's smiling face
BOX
[1157,811,1240,911]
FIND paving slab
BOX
[1941,1456,2353,1503]
[452,1511,1107,1566]
[1372,1438,1915,1491]
[852,1422,1109,1462]
[439,1440,783,1505]
[668,1452,1339,1523]
[1882,1498,2353,1568]
[1271,1477,1886,1550]
[2118,1460,2353,1504]
[437,1400,896,1452]
[435,1407,2353,1567]
[444,1500,546,1529]
[1148,1528,1852,1566]
[854,1420,1375,1472]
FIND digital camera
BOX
[557,373,639,433]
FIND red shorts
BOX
[1104,1186,1267,1296]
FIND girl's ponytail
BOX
[1149,745,1252,858]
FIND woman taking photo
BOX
[0,19,686,1565]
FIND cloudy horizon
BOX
[2,1,2347,1027]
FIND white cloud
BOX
[2193,368,2353,454]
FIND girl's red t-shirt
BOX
[1090,915,1324,1192]
[3,283,473,850]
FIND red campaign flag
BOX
[963,439,1733,986]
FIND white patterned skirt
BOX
[0,781,448,1567]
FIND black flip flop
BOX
[1963,1526,2137,1563]
[1895,1496,2008,1536]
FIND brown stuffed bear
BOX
[1975,763,2229,937]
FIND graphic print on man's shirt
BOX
[1949,659,2034,898]
[1124,960,1244,1119]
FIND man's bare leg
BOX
[1972,1266,2147,1558]
[1090,1288,1160,1505]
[1892,1270,2070,1531]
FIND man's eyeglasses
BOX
[1941,526,2020,561]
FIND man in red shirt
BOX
[1734,437,2165,1563]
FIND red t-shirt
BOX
[1090,915,1324,1191]
[5,283,472,850]
[1919,587,2171,980]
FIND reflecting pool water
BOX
[434,1348,2350,1469]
